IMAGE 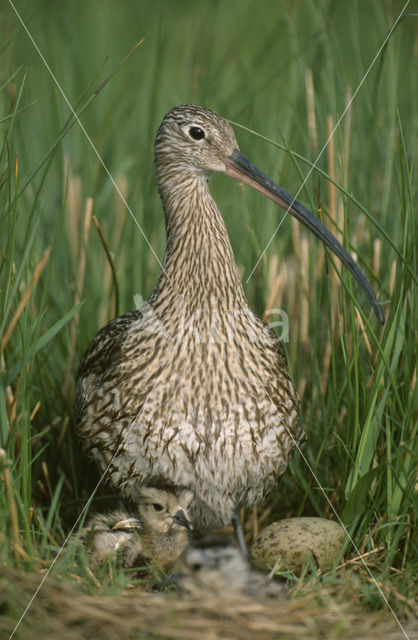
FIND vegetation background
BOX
[0,0,416,637]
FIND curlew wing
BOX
[74,310,141,424]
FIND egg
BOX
[250,517,346,575]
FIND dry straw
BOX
[1,566,416,640]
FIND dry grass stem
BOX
[333,545,385,572]
[115,175,129,243]
[41,461,52,496]
[343,86,352,187]
[93,215,120,319]
[30,401,41,422]
[373,238,381,278]
[12,542,32,563]
[263,274,283,323]
[355,308,374,363]
[305,67,318,151]
[354,214,367,247]
[66,164,82,263]
[57,416,70,451]
[2,353,14,408]
[326,115,341,332]
[326,115,338,238]
[6,372,21,424]
[321,339,332,396]
[291,215,301,261]
[1,247,51,352]
[0,448,20,563]
[99,176,129,325]
[62,198,93,395]
[300,236,310,347]
[389,259,397,297]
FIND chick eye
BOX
[189,126,205,140]
[152,503,163,511]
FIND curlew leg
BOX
[232,506,247,556]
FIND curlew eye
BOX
[188,126,205,141]
[152,503,163,511]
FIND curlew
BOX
[75,105,383,552]
[79,484,193,573]
[177,534,286,599]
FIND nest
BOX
[1,567,416,640]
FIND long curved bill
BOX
[224,148,384,325]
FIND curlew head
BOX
[154,104,384,324]
[137,485,194,534]
[155,104,238,176]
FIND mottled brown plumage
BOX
[75,104,382,540]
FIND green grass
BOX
[0,0,416,628]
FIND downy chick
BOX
[80,485,193,574]
[177,534,286,599]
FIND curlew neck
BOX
[151,169,248,311]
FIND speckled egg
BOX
[250,517,346,575]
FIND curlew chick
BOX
[177,534,286,599]
[79,486,193,574]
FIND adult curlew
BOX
[75,105,383,553]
